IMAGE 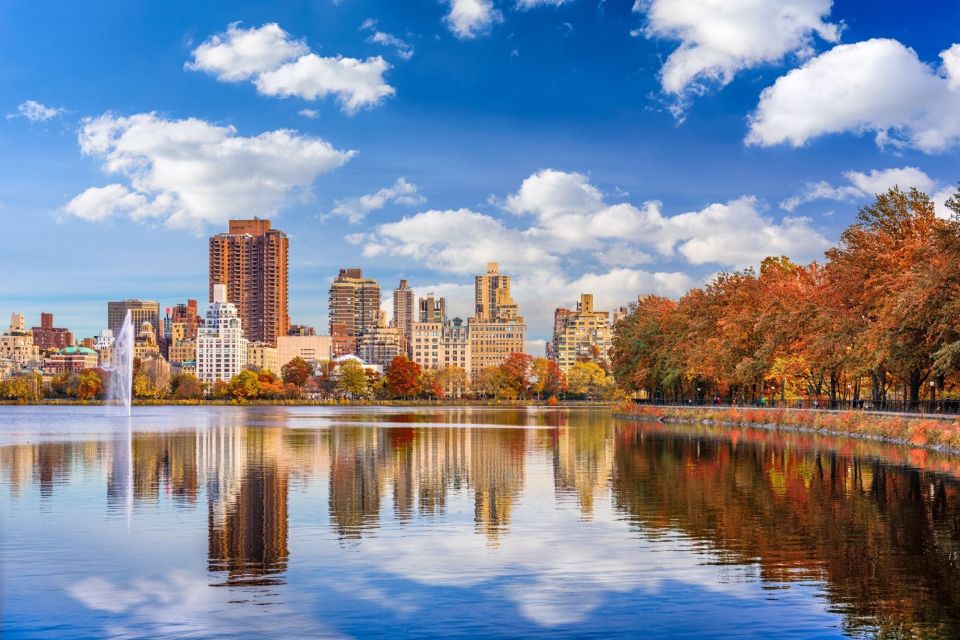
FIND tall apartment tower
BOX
[107,300,160,337]
[468,262,525,379]
[209,218,289,346]
[328,268,381,357]
[549,293,612,373]
[393,279,414,356]
[475,262,518,321]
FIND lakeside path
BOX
[614,403,960,457]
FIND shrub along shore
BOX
[615,404,960,454]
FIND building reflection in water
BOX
[326,421,527,544]
[203,425,289,587]
[10,408,960,635]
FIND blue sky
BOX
[2,0,960,349]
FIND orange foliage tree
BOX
[611,185,960,409]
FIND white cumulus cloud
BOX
[186,22,307,81]
[444,0,503,39]
[366,208,556,274]
[362,169,829,337]
[330,178,425,223]
[64,112,354,230]
[63,184,152,222]
[747,38,960,153]
[780,166,957,218]
[503,169,830,267]
[634,0,839,100]
[187,23,395,113]
[7,99,66,122]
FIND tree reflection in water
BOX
[612,422,960,639]
[4,408,960,637]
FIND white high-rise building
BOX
[197,284,248,384]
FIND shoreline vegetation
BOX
[615,403,960,455]
[609,187,960,417]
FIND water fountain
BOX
[106,310,134,416]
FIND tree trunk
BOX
[829,371,838,410]
[908,369,922,411]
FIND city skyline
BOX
[3,2,960,348]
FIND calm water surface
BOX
[3,406,960,639]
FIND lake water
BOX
[2,406,960,639]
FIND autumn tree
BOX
[0,377,37,402]
[419,369,444,399]
[385,355,421,398]
[826,187,944,408]
[228,369,260,401]
[499,352,533,399]
[281,357,312,387]
[436,366,468,398]
[473,367,512,399]
[75,368,106,401]
[567,362,613,399]
[609,184,960,411]
[170,373,204,400]
[256,370,287,399]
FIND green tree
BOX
[49,372,76,398]
[281,357,312,387]
[337,359,370,398]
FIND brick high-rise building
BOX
[328,268,381,357]
[549,293,611,374]
[31,312,73,352]
[209,218,289,346]
[392,279,414,356]
[165,300,201,340]
[107,300,160,337]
